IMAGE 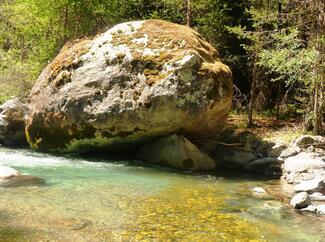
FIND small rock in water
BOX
[0,165,20,178]
[252,187,267,194]
[290,192,311,209]
[252,187,272,199]
[293,178,325,193]
[316,205,325,215]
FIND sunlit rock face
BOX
[26,20,233,153]
[0,98,28,147]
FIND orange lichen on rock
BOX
[47,38,92,85]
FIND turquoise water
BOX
[0,147,324,241]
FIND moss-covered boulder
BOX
[26,20,232,153]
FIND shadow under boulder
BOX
[137,134,215,171]
[199,129,284,178]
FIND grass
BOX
[227,113,307,145]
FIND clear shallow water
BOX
[0,147,324,241]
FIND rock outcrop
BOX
[0,98,28,147]
[200,130,283,177]
[26,20,232,153]
[137,134,215,170]
[280,135,325,215]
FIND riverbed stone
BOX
[137,134,216,170]
[25,20,232,153]
[0,98,28,147]
[252,187,272,199]
[293,178,325,193]
[316,205,325,215]
[283,152,325,174]
[309,192,325,201]
[290,192,311,209]
[252,187,267,194]
[0,175,46,188]
[0,165,20,178]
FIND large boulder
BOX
[137,134,215,170]
[26,20,232,153]
[0,98,28,147]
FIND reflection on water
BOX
[0,147,324,241]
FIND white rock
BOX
[293,178,325,193]
[309,192,325,201]
[0,165,19,178]
[316,205,325,215]
[290,192,311,209]
[284,152,325,174]
[279,146,300,159]
[252,187,267,194]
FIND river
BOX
[0,147,324,241]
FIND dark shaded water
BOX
[0,147,324,241]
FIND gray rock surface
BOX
[309,192,325,201]
[267,144,287,158]
[294,135,325,148]
[279,146,300,159]
[0,98,28,147]
[25,20,233,153]
[293,178,325,193]
[137,134,215,170]
[290,192,311,209]
[283,152,325,177]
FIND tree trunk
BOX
[275,81,281,121]
[313,79,320,134]
[184,0,191,27]
[63,5,69,42]
[248,60,258,128]
[312,0,324,134]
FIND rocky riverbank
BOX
[281,135,325,215]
